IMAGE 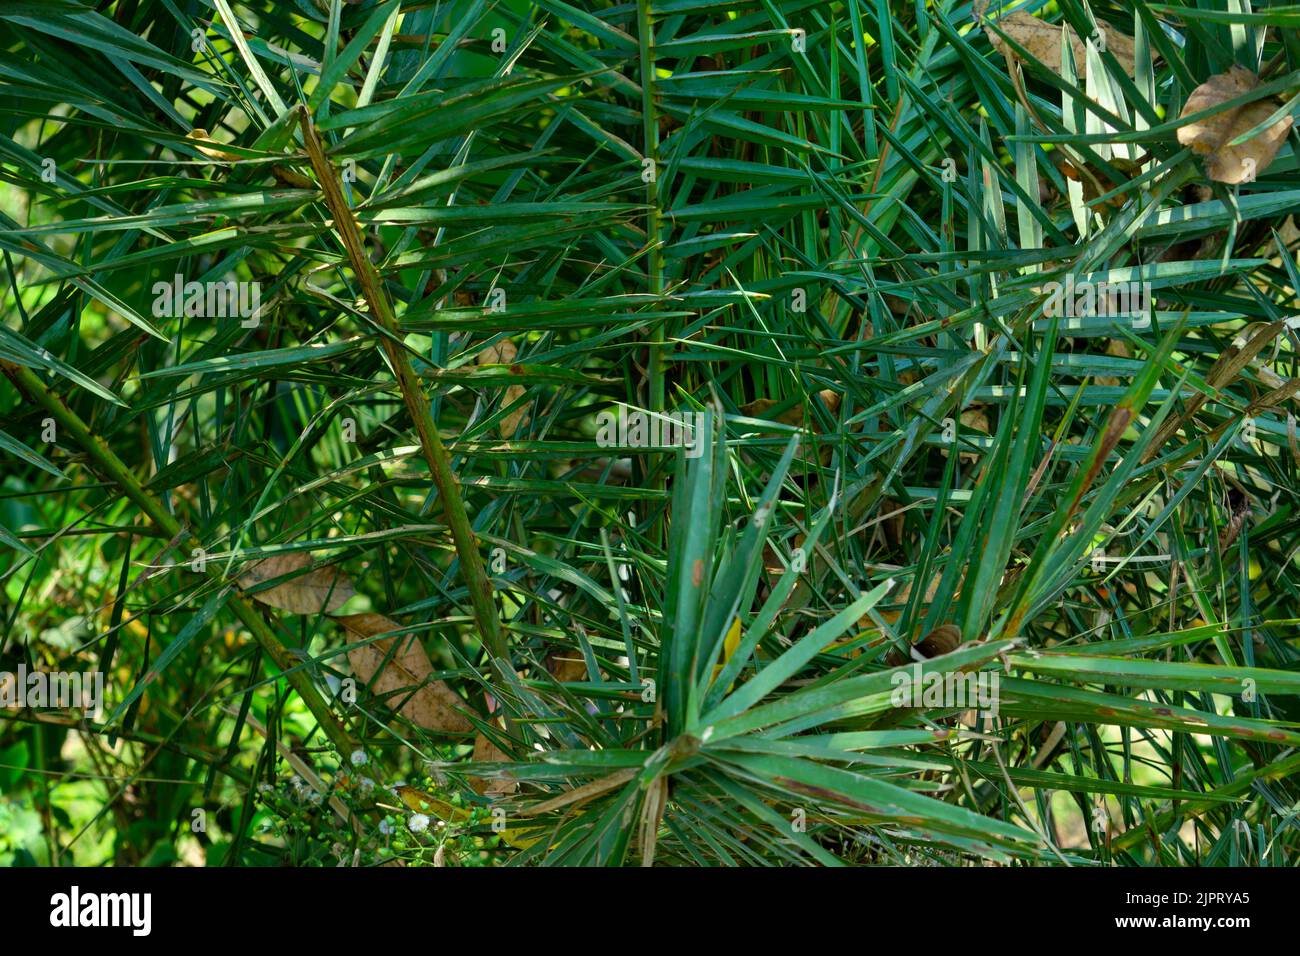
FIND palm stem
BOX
[636,0,665,416]
[296,106,509,668]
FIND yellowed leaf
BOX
[396,784,538,848]
[1177,67,1294,184]
[709,616,743,690]
[187,128,241,163]
[238,551,356,614]
[340,613,473,734]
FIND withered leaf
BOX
[1096,338,1133,388]
[238,551,356,615]
[543,648,588,683]
[885,624,964,667]
[1177,67,1294,184]
[478,338,528,438]
[939,408,990,464]
[983,11,1136,79]
[471,730,519,795]
[741,389,841,427]
[916,624,963,658]
[341,613,473,734]
[468,688,518,795]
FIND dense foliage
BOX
[2,0,1300,866]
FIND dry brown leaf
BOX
[471,731,518,795]
[1279,214,1300,247]
[478,338,528,438]
[853,572,961,659]
[961,408,990,432]
[468,689,519,795]
[1097,338,1132,387]
[739,397,777,418]
[1177,67,1294,184]
[1055,155,1143,207]
[885,624,964,667]
[741,389,841,428]
[984,11,1136,78]
[340,613,474,734]
[877,499,907,549]
[238,551,356,615]
[543,648,588,683]
[938,408,990,463]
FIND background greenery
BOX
[2,0,1299,866]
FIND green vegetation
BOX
[2,0,1300,867]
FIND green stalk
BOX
[636,0,665,416]
[296,107,508,666]
[1,361,356,754]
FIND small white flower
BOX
[379,819,394,836]
[359,776,375,793]
[408,813,431,834]
[350,749,369,766]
